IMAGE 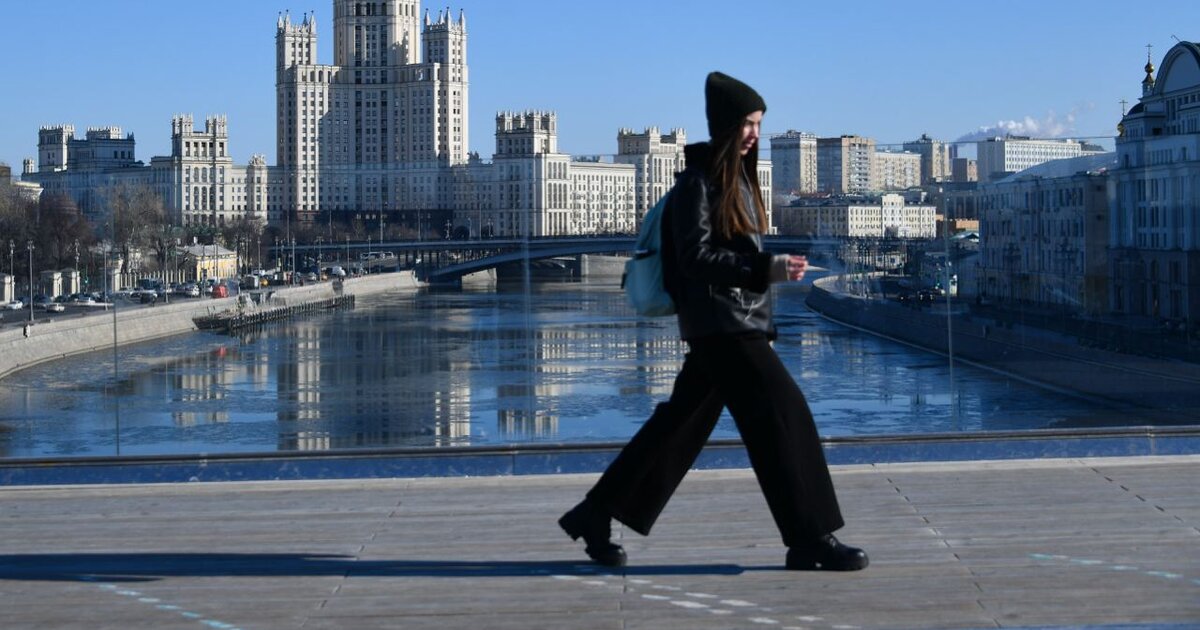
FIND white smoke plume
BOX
[956,108,1083,142]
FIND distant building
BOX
[22,119,274,228]
[769,130,818,194]
[1110,41,1200,324]
[615,127,687,220]
[777,193,934,238]
[21,0,761,239]
[903,134,951,184]
[817,135,875,194]
[976,153,1115,313]
[873,150,921,191]
[976,135,1107,183]
[951,157,978,182]
[925,180,980,235]
[179,243,238,280]
[148,115,274,228]
[0,163,10,184]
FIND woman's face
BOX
[739,111,763,155]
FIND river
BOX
[0,278,1118,458]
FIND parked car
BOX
[175,283,201,297]
[5,299,24,310]
[916,287,946,303]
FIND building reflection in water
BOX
[0,283,1123,459]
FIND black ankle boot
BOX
[786,534,868,571]
[558,499,627,567]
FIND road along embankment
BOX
[805,275,1200,418]
[0,271,419,380]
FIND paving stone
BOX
[1,455,1197,629]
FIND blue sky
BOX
[2,0,1198,172]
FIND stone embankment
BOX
[0,271,419,379]
[806,275,1200,417]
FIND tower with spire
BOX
[276,0,469,228]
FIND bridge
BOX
[282,235,849,285]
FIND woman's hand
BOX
[787,255,807,281]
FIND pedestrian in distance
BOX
[559,71,868,572]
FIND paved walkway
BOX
[1,455,1198,629]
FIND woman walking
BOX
[559,71,868,571]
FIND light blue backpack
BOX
[622,192,676,317]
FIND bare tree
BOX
[35,194,93,270]
[103,182,167,273]
[220,216,266,272]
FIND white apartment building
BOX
[769,130,817,194]
[149,115,273,228]
[777,193,934,238]
[23,118,274,229]
[873,150,921,191]
[275,4,469,227]
[976,135,1107,183]
[454,113,771,237]
[1109,41,1200,323]
[615,127,687,219]
[24,125,147,218]
[903,134,951,185]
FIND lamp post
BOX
[26,240,34,323]
[8,239,12,279]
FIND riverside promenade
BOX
[1,454,1197,629]
[0,271,419,379]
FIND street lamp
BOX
[26,240,34,323]
[73,239,81,296]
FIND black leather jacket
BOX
[662,142,777,341]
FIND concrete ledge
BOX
[0,270,419,379]
[806,276,1200,416]
[2,426,1197,486]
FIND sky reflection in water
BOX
[0,281,1115,458]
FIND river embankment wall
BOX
[806,275,1200,417]
[0,271,420,380]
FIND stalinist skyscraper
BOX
[276,1,468,229]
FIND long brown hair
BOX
[709,120,768,239]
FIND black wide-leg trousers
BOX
[587,333,844,547]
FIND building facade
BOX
[976,154,1114,312]
[24,118,275,229]
[873,150,921,191]
[615,126,687,218]
[976,135,1106,183]
[951,157,978,183]
[776,193,934,238]
[275,4,469,228]
[769,130,817,194]
[24,0,754,240]
[149,115,273,229]
[903,134,951,185]
[817,135,875,194]
[1109,42,1200,324]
